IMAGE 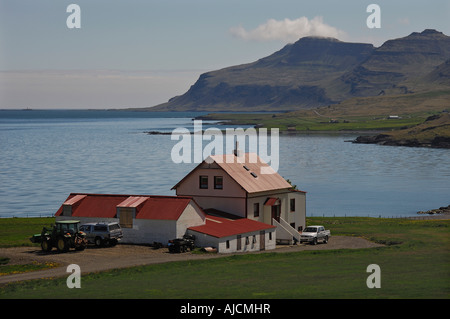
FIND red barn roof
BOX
[188,214,275,238]
[55,193,201,221]
[136,196,193,220]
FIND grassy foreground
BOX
[0,217,449,299]
[0,217,54,248]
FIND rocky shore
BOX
[352,113,450,149]
[352,134,450,148]
[416,205,450,215]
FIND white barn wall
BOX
[187,228,276,254]
[56,201,207,245]
[175,201,206,238]
[122,219,176,244]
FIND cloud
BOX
[230,16,346,42]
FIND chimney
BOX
[233,141,242,157]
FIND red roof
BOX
[136,196,192,220]
[264,197,279,206]
[55,193,200,220]
[63,194,87,206]
[56,194,128,218]
[188,215,275,238]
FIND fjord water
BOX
[0,110,448,218]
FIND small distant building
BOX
[388,115,401,119]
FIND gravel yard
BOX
[0,236,382,285]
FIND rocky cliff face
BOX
[337,29,450,97]
[150,30,450,112]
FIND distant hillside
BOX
[146,29,450,112]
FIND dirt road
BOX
[0,236,382,285]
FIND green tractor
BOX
[30,220,87,253]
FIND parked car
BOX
[300,225,330,245]
[80,222,123,247]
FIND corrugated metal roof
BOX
[117,196,148,208]
[209,153,292,193]
[57,194,128,218]
[63,194,87,206]
[55,193,200,221]
[172,152,293,193]
[136,196,192,220]
[188,214,275,238]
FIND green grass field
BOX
[0,217,54,248]
[1,217,449,299]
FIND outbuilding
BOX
[187,213,276,253]
[55,193,206,245]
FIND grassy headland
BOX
[196,89,450,148]
[196,89,450,132]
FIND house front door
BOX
[271,204,280,223]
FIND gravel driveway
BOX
[0,236,382,285]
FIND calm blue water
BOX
[0,110,449,218]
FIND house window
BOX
[290,198,296,212]
[245,237,250,245]
[269,232,272,241]
[214,176,223,189]
[199,176,208,189]
[237,235,241,250]
[253,203,260,218]
[226,240,230,249]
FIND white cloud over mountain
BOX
[230,16,346,42]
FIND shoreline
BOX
[145,128,383,136]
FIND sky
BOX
[0,0,449,109]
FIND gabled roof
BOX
[55,193,202,221]
[172,152,293,194]
[136,196,193,220]
[188,214,275,238]
[56,194,128,218]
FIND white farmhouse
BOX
[53,151,306,251]
[172,152,306,243]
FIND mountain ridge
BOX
[145,29,450,112]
